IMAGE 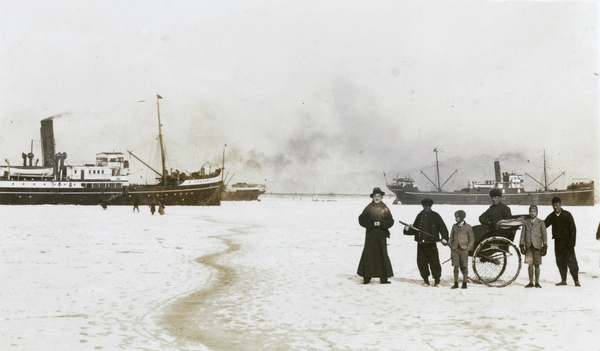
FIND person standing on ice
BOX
[403,198,448,287]
[519,205,547,288]
[448,210,474,289]
[158,198,165,215]
[544,196,580,287]
[357,187,394,285]
[132,195,140,213]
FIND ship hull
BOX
[390,188,595,206]
[222,189,265,201]
[0,180,222,206]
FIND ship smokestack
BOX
[494,160,501,183]
[22,152,27,167]
[40,119,56,167]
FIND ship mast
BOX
[222,144,226,183]
[420,148,457,192]
[434,148,441,192]
[525,150,564,191]
[156,94,167,184]
[543,149,548,191]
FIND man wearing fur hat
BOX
[403,198,448,287]
[544,196,580,287]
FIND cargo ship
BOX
[222,182,266,201]
[0,95,222,206]
[386,149,594,206]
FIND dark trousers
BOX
[554,239,579,281]
[417,243,441,280]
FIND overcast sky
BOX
[0,1,598,194]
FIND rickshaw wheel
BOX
[472,236,521,287]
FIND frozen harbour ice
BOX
[1,195,600,350]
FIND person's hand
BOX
[519,245,526,255]
[541,245,547,256]
[404,225,410,231]
[441,239,448,246]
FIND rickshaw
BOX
[469,217,526,287]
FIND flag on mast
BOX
[157,94,163,99]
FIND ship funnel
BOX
[22,152,27,166]
[40,119,56,167]
[494,160,501,183]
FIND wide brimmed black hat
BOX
[370,187,385,198]
[421,198,434,206]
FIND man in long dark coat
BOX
[404,198,448,287]
[545,196,580,286]
[357,187,394,284]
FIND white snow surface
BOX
[1,195,599,350]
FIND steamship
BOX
[386,149,594,206]
[222,182,266,201]
[0,96,223,206]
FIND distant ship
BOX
[222,182,266,201]
[386,149,594,206]
[0,95,223,206]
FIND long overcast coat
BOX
[357,201,394,278]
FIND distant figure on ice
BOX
[596,222,600,241]
[403,198,448,287]
[357,187,394,285]
[158,198,165,215]
[132,195,140,213]
[545,196,580,287]
[448,210,473,289]
[101,199,108,210]
[150,201,156,215]
[519,205,547,288]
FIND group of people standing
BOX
[357,187,581,289]
[132,195,166,215]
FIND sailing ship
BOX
[386,149,594,206]
[0,95,222,206]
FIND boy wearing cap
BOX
[520,205,548,288]
[403,198,449,287]
[448,210,474,289]
[544,196,580,286]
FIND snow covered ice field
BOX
[1,195,600,350]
